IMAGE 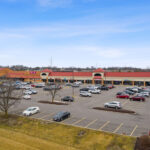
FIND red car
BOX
[130,96,145,101]
[31,84,35,87]
[107,84,115,89]
[116,94,130,99]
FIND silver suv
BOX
[104,101,122,109]
[80,91,92,97]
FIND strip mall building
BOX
[1,68,150,86]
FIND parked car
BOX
[100,86,109,91]
[131,88,139,93]
[136,93,146,97]
[95,85,102,90]
[126,87,138,93]
[24,90,32,95]
[104,101,122,109]
[130,96,145,101]
[140,92,149,97]
[88,89,101,94]
[24,86,32,90]
[124,90,134,95]
[23,95,31,100]
[80,91,91,97]
[66,83,72,86]
[53,111,70,122]
[31,84,36,87]
[61,96,74,102]
[43,87,51,91]
[116,92,124,95]
[116,94,130,99]
[74,81,82,85]
[107,84,115,89]
[72,84,80,87]
[22,107,40,116]
[80,88,89,92]
[30,89,37,94]
[34,83,45,88]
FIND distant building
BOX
[1,68,150,86]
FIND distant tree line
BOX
[0,65,150,72]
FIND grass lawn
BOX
[0,114,136,150]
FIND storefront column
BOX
[46,77,48,83]
[122,80,124,85]
[92,79,94,84]
[112,80,114,85]
[132,81,134,86]
[102,79,104,85]
[83,80,85,84]
[144,81,146,87]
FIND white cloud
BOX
[0,22,142,40]
[0,33,27,39]
[78,46,126,58]
[37,0,72,7]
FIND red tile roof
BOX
[105,72,150,77]
[93,68,105,72]
[42,69,52,73]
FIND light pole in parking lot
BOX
[72,70,75,98]
[104,70,106,85]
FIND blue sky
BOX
[0,0,150,68]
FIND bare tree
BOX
[46,83,62,103]
[0,79,23,117]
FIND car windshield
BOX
[56,112,64,116]
[26,108,34,111]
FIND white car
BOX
[80,91,92,97]
[88,89,101,94]
[140,92,149,97]
[23,107,40,116]
[23,95,31,100]
[104,101,122,109]
[24,86,32,90]
[74,81,82,85]
[30,89,37,94]
[24,90,32,95]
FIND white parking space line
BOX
[130,125,138,136]
[113,123,123,133]
[61,116,74,123]
[99,121,110,130]
[85,119,98,128]
[32,111,47,117]
[39,112,55,119]
[72,117,86,125]
[122,101,128,106]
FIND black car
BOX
[124,90,134,95]
[53,111,70,122]
[116,92,124,95]
[80,88,89,92]
[43,85,61,91]
[100,86,109,90]
[43,87,51,91]
[61,96,74,102]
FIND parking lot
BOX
[10,84,150,137]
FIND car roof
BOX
[111,101,120,103]
[27,106,39,109]
[56,111,69,115]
